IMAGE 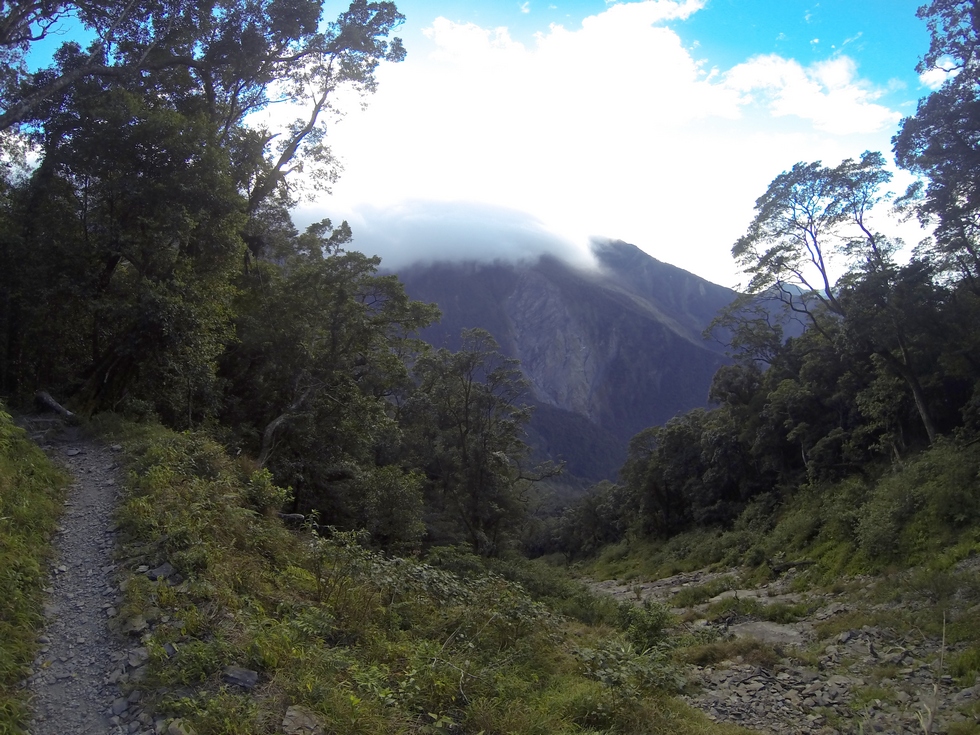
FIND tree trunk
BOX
[257,386,314,467]
[877,349,938,444]
[71,346,139,416]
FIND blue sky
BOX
[300,0,936,286]
[400,0,928,92]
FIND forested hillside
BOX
[0,0,563,558]
[2,0,980,561]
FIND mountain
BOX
[396,240,738,482]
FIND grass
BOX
[698,596,812,625]
[849,685,897,711]
[0,407,69,735]
[571,439,980,734]
[676,638,782,669]
[92,416,754,735]
[581,440,980,595]
[670,576,739,608]
[950,646,980,686]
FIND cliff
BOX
[396,240,737,481]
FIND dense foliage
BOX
[3,0,980,579]
[4,0,980,731]
[95,419,733,735]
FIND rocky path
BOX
[19,420,148,735]
[591,568,980,734]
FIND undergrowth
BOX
[97,417,752,735]
[584,439,980,588]
[0,407,68,735]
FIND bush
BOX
[950,645,980,686]
[618,600,674,650]
[99,419,747,735]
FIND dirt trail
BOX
[20,419,133,735]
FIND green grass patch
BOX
[702,596,811,624]
[670,576,739,608]
[0,407,69,734]
[950,646,980,687]
[848,685,896,711]
[676,638,781,669]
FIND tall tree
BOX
[220,219,437,517]
[732,152,940,443]
[893,0,980,286]
[0,1,407,415]
[732,151,895,329]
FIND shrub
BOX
[618,600,674,650]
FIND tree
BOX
[732,152,941,443]
[836,258,946,444]
[404,329,549,556]
[893,0,980,286]
[220,219,438,521]
[556,480,635,561]
[0,1,407,416]
[1,0,406,178]
[620,407,767,537]
[732,151,895,330]
[1,74,245,417]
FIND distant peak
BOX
[590,238,646,258]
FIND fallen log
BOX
[35,391,75,418]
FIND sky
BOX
[286,0,937,288]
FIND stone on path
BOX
[282,705,326,735]
[222,665,259,689]
[27,428,129,735]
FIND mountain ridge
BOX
[394,240,738,482]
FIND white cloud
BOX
[295,200,598,270]
[591,0,704,24]
[315,0,916,287]
[919,56,959,89]
[723,54,900,135]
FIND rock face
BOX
[397,240,736,481]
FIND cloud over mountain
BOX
[295,200,599,271]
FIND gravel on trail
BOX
[20,420,137,735]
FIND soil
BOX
[17,417,149,735]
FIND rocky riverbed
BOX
[591,566,980,734]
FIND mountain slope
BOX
[397,240,737,481]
